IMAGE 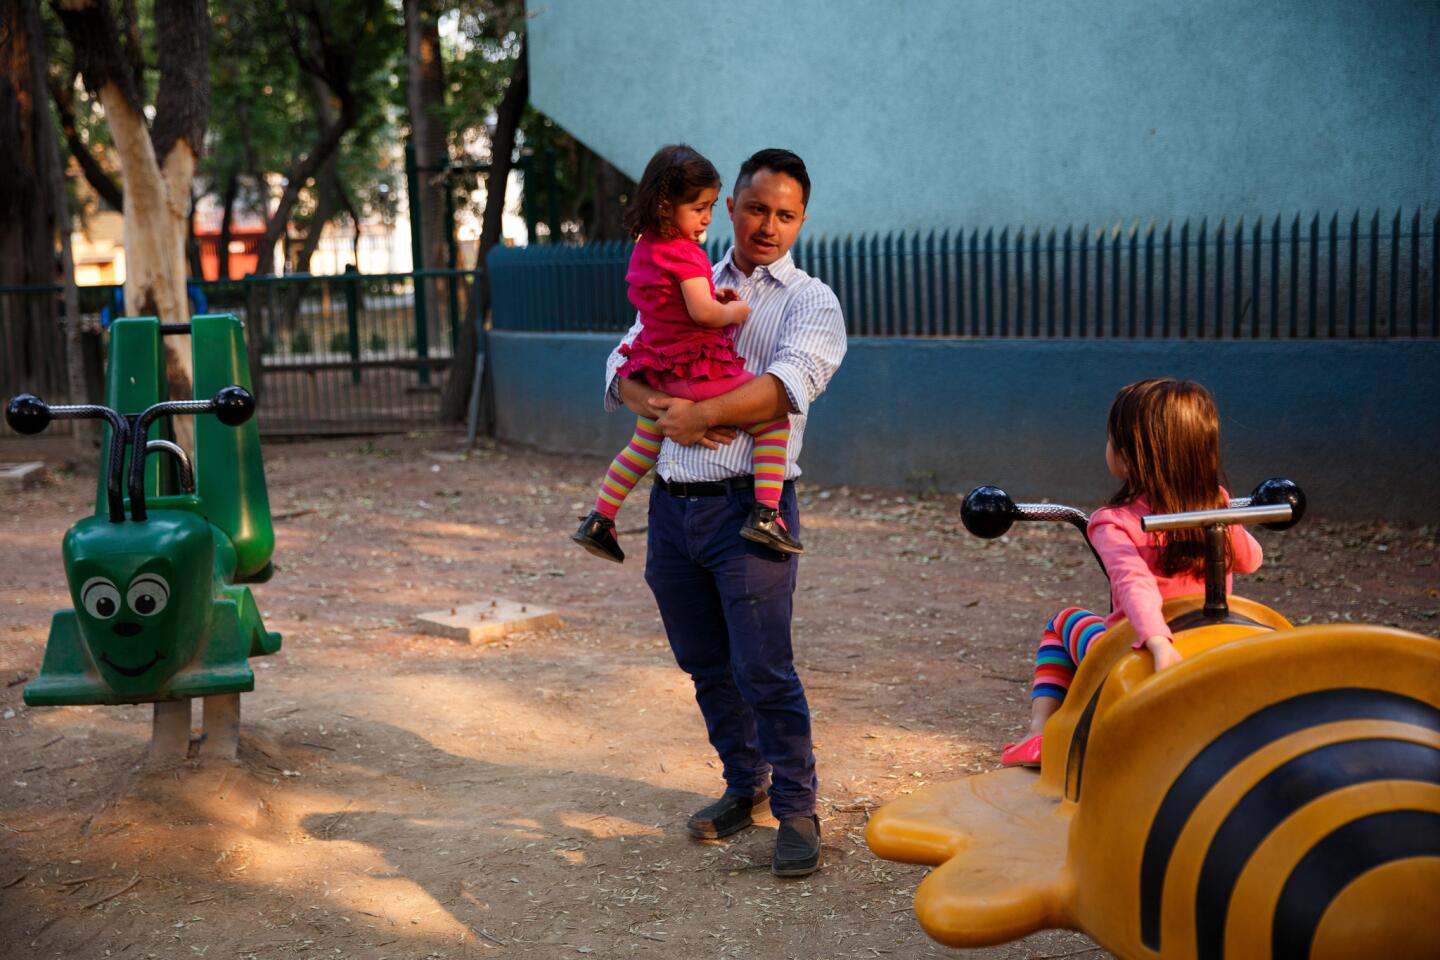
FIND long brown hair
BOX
[622,144,721,239]
[1107,378,1229,576]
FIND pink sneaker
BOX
[1001,734,1043,768]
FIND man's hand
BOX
[715,286,740,304]
[649,396,737,448]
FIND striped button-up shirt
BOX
[605,246,847,482]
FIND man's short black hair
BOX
[734,149,810,208]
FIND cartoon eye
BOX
[126,574,170,617]
[80,577,121,620]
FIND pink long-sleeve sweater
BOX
[1088,491,1264,649]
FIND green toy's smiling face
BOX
[64,514,214,697]
[77,570,174,676]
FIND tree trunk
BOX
[216,167,238,280]
[54,0,210,451]
[337,181,363,268]
[33,3,92,450]
[254,111,350,275]
[405,0,449,410]
[405,0,449,274]
[0,0,64,402]
[293,165,340,273]
[186,196,205,280]
[440,36,527,423]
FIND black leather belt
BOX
[656,476,755,497]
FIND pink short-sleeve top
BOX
[616,233,746,386]
[1088,490,1264,648]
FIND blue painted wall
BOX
[527,0,1439,239]
[489,332,1440,522]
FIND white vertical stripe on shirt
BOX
[605,247,848,482]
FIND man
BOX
[603,149,847,876]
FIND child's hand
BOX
[715,286,740,304]
[1145,635,1184,672]
[725,299,751,326]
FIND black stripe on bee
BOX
[1271,809,1440,959]
[1194,739,1440,959]
[1065,679,1108,802]
[1138,688,1440,951]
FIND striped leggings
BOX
[1032,606,1107,701]
[593,414,789,520]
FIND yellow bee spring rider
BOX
[865,480,1440,960]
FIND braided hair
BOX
[623,144,721,240]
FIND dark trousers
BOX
[643,480,816,820]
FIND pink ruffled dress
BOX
[616,233,748,390]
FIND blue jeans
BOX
[643,480,816,820]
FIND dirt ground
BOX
[2,434,1436,960]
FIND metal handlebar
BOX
[1011,502,1091,531]
[127,387,254,521]
[1141,502,1293,532]
[960,478,1308,617]
[6,396,131,522]
[4,387,253,524]
[145,440,195,494]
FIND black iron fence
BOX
[0,269,472,437]
[6,208,1437,440]
[489,208,1438,339]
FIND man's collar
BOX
[717,247,800,288]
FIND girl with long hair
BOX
[1001,378,1265,767]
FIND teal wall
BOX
[488,332,1440,522]
[527,1,1439,239]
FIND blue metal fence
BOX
[489,208,1438,338]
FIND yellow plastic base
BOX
[867,767,1073,947]
[867,595,1440,959]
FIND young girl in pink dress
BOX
[1001,378,1265,767]
[572,144,799,563]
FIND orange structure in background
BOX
[196,229,266,281]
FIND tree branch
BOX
[51,0,145,112]
[48,71,125,210]
[256,0,374,273]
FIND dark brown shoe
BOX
[771,815,821,876]
[572,511,624,563]
[686,790,769,839]
[740,504,804,554]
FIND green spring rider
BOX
[5,314,281,760]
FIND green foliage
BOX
[328,330,352,353]
[290,328,314,353]
[44,0,624,270]
[205,1,303,199]
[203,0,403,251]
[436,3,630,243]
[367,331,387,352]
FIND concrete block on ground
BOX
[0,462,45,490]
[416,600,562,644]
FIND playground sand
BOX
[1,433,1435,959]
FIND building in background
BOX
[527,0,1438,240]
